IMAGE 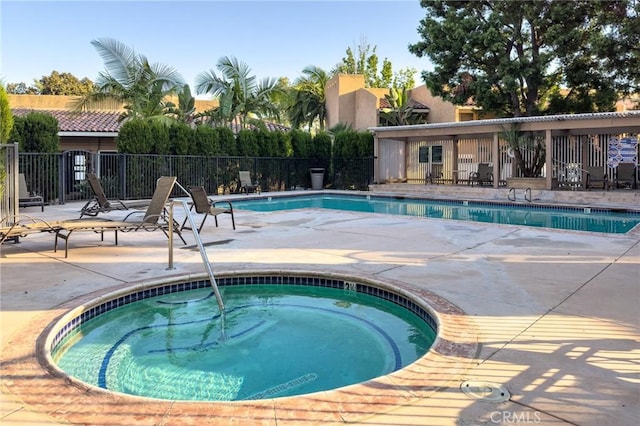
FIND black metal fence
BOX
[18,151,374,204]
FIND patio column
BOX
[452,137,459,184]
[373,134,380,184]
[492,132,500,188]
[581,135,589,185]
[545,129,553,190]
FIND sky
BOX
[1,0,433,98]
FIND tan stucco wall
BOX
[408,86,459,123]
[324,74,475,131]
[354,89,380,130]
[59,136,118,152]
[8,94,218,112]
[326,74,372,130]
[9,94,112,110]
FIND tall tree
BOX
[0,85,14,143]
[288,65,329,131]
[165,85,197,124]
[195,56,281,130]
[335,39,391,88]
[408,0,636,117]
[35,71,96,95]
[5,82,39,94]
[77,38,185,120]
[335,36,415,89]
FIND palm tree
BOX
[288,66,329,131]
[195,56,281,130]
[378,86,422,126]
[165,85,197,124]
[75,38,185,121]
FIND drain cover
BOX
[460,381,510,402]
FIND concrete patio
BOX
[1,191,638,425]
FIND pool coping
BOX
[233,190,640,213]
[1,269,479,425]
[230,191,640,235]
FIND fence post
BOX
[118,154,126,199]
[58,153,66,205]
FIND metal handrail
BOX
[167,199,225,313]
[507,187,532,203]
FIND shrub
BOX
[10,112,59,152]
[117,120,153,154]
[168,122,192,155]
[193,125,219,155]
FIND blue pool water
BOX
[232,194,640,234]
[52,282,435,401]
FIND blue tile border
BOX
[50,275,437,354]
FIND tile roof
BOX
[378,98,430,110]
[12,109,122,133]
[12,109,290,134]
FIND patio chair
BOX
[585,166,609,191]
[79,173,129,218]
[180,186,235,233]
[469,163,493,187]
[615,163,637,189]
[54,176,186,257]
[0,215,61,244]
[239,170,260,194]
[425,164,444,185]
[19,173,44,211]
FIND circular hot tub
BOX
[49,272,437,401]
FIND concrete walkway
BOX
[1,193,639,425]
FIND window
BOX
[419,146,429,163]
[432,145,443,163]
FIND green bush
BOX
[10,112,59,152]
[168,123,192,155]
[193,125,219,155]
[259,130,277,157]
[236,130,259,157]
[290,129,312,158]
[216,127,237,156]
[278,131,293,157]
[312,132,332,160]
[118,120,153,154]
[0,85,13,199]
[357,131,374,157]
[0,85,13,144]
[149,121,170,154]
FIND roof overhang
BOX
[58,131,119,137]
[370,111,640,142]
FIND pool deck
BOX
[1,189,639,425]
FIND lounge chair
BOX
[615,163,637,189]
[19,173,44,211]
[180,186,235,232]
[585,166,609,190]
[54,176,186,257]
[79,173,129,218]
[239,170,260,194]
[469,163,493,187]
[0,215,60,244]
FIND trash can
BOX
[309,168,325,190]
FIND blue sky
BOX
[1,0,432,98]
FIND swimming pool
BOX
[48,273,437,401]
[232,194,640,234]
